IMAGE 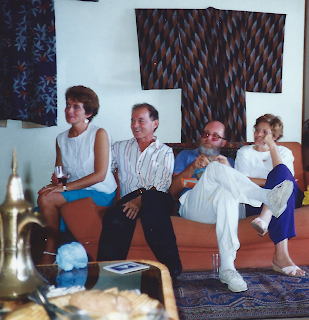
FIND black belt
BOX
[130,187,146,195]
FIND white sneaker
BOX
[268,180,294,218]
[219,269,248,292]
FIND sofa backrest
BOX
[167,141,306,192]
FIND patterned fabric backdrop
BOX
[136,8,285,142]
[0,0,57,126]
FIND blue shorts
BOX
[62,189,116,207]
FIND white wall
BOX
[0,0,305,205]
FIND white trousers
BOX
[179,161,267,268]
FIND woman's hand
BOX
[122,196,142,219]
[259,129,282,168]
[51,172,62,185]
[261,130,276,148]
[37,184,64,196]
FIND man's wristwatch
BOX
[63,185,67,192]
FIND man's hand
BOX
[122,196,142,219]
[193,154,212,169]
[212,155,231,167]
[193,154,231,168]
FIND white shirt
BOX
[112,137,174,198]
[57,123,117,194]
[235,144,295,178]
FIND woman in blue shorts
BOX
[37,85,117,263]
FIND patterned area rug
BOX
[173,266,309,319]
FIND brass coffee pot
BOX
[0,148,47,299]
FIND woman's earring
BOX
[84,118,89,124]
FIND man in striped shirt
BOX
[97,103,182,279]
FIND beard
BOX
[198,144,221,157]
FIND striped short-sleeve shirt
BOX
[112,137,174,198]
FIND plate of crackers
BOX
[5,287,169,320]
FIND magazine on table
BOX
[103,261,150,274]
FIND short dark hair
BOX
[132,103,159,131]
[132,103,159,121]
[65,86,99,122]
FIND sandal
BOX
[251,217,268,237]
[272,262,306,277]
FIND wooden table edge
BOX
[135,259,179,320]
[35,259,179,320]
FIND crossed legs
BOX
[179,179,241,271]
[179,161,295,290]
[179,174,247,292]
[247,164,305,276]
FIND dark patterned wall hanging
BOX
[136,8,285,142]
[0,0,57,126]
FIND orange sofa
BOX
[60,142,309,271]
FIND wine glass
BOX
[54,166,68,186]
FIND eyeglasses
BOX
[254,128,272,136]
[200,131,226,141]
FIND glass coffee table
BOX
[1,260,179,320]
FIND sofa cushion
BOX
[131,216,218,248]
[132,207,309,249]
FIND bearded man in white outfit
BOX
[169,121,293,292]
